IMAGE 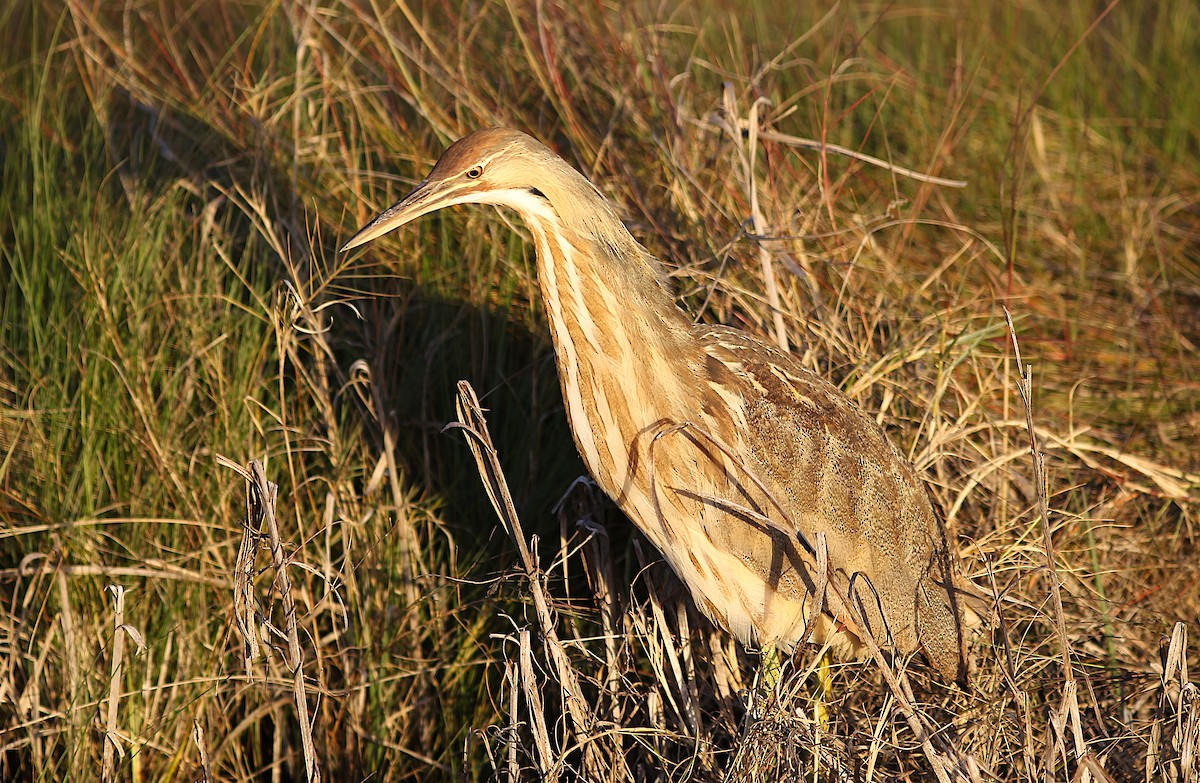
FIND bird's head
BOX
[340,127,569,253]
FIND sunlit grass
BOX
[2,1,1197,781]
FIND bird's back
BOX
[690,325,970,682]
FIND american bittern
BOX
[342,128,973,685]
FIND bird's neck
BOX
[525,213,694,369]
[519,206,700,487]
[511,160,690,349]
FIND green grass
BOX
[2,1,1198,781]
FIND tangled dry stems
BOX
[2,2,1198,782]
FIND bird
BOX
[341,127,974,685]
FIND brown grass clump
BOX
[2,2,1198,781]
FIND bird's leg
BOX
[813,647,833,729]
[760,643,781,691]
[804,649,835,783]
[749,643,782,718]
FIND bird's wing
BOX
[694,324,970,680]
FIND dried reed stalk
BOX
[222,457,322,783]
[450,380,631,780]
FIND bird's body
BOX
[343,127,971,683]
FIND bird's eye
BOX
[466,165,484,179]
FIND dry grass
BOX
[2,1,1198,781]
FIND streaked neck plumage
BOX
[505,155,687,334]
[496,154,698,497]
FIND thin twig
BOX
[232,460,322,783]
[192,719,212,783]
[1004,307,1092,782]
[717,85,790,351]
[694,116,969,188]
[449,381,630,781]
[101,585,126,783]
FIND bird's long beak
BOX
[339,178,451,253]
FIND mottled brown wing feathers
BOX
[696,325,970,682]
